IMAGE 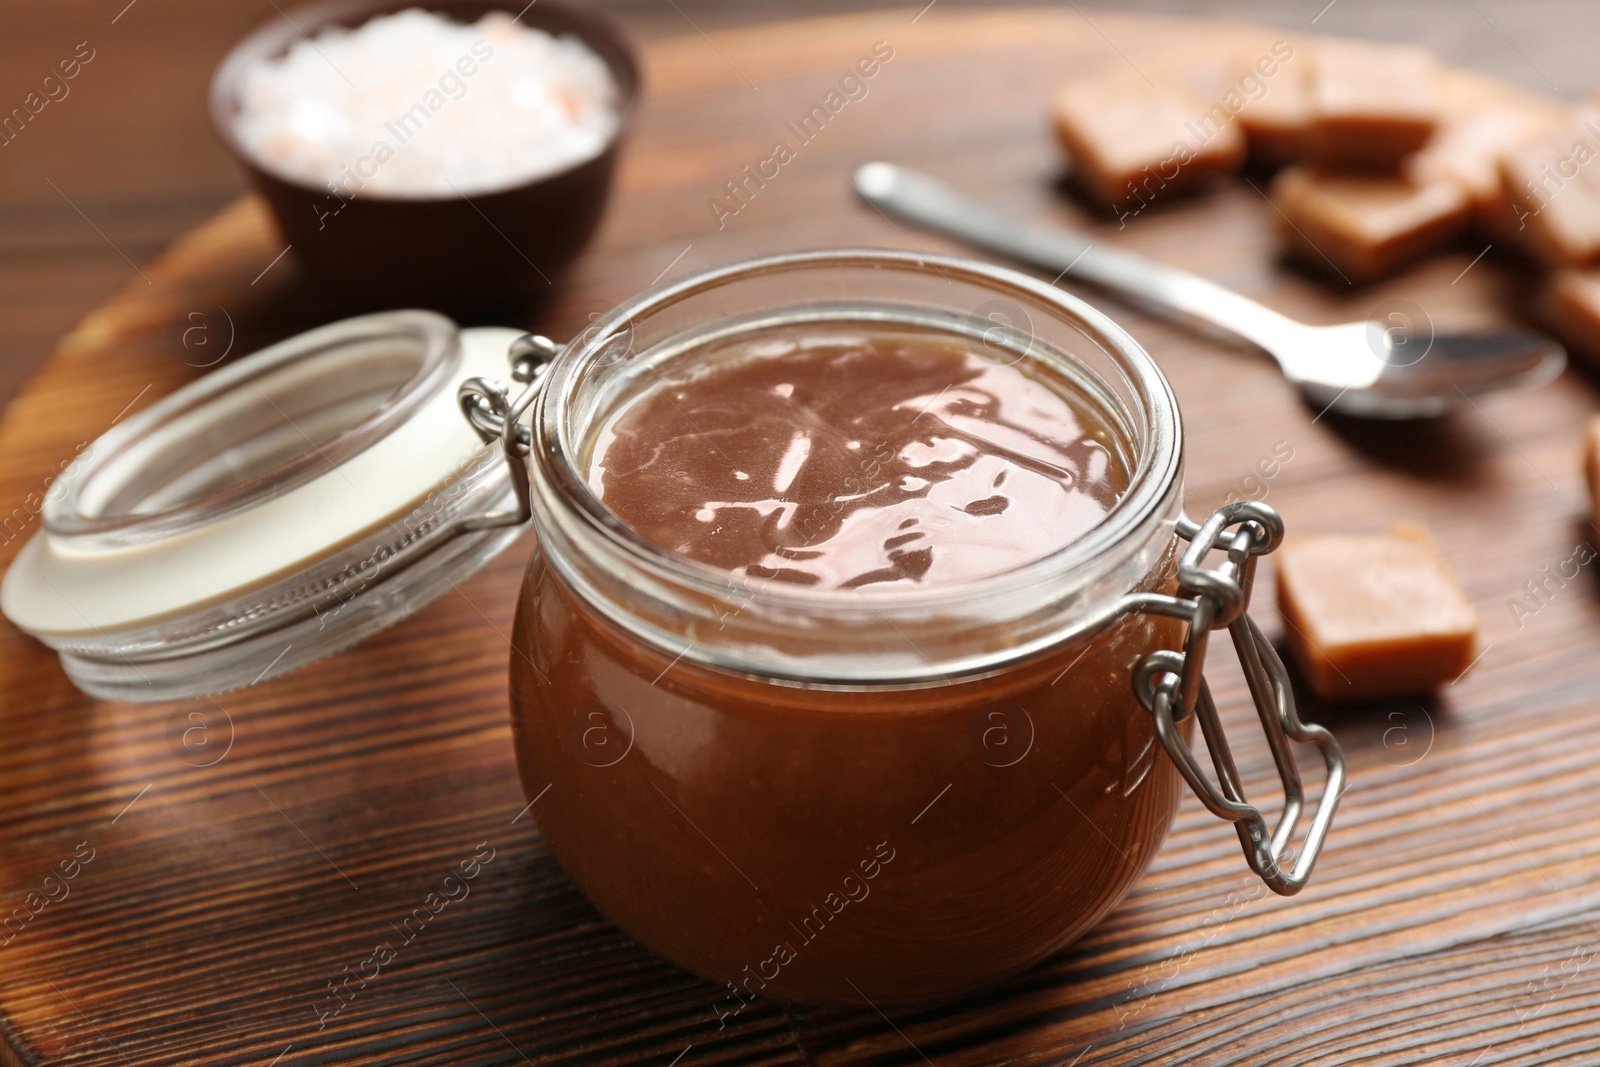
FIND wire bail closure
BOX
[1123,502,1345,895]
[456,334,557,531]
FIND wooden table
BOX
[2,9,1600,1065]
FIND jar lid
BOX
[1,310,531,702]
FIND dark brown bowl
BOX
[210,0,639,316]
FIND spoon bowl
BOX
[1275,320,1565,419]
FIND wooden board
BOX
[1,8,1598,1065]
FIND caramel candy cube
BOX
[1052,73,1245,212]
[1276,523,1480,701]
[1308,40,1441,171]
[1408,72,1563,225]
[1499,109,1600,265]
[1269,166,1470,281]
[1544,268,1600,363]
[1227,40,1313,167]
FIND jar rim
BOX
[536,248,1183,619]
[42,309,459,546]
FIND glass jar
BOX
[1,250,1342,1007]
[496,251,1344,1005]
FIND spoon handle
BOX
[853,163,1302,355]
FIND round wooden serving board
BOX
[2,8,1599,1066]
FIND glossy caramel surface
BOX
[591,322,1129,588]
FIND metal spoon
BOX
[853,162,1566,419]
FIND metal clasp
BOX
[1122,501,1345,895]
[455,334,558,531]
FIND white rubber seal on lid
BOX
[0,310,529,701]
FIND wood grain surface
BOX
[2,8,1599,1065]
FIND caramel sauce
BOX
[591,322,1129,586]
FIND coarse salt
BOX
[231,8,621,198]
